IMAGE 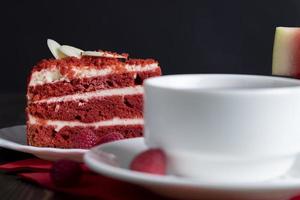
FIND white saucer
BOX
[84,138,300,200]
[0,125,87,161]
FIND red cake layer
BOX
[27,124,143,148]
[28,68,161,101]
[27,94,143,122]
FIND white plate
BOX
[84,138,300,200]
[0,125,87,161]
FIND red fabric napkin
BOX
[0,158,170,200]
[2,159,300,200]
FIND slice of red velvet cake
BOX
[26,39,161,149]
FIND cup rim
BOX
[144,74,300,94]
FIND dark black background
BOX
[1,0,300,93]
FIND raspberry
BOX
[98,132,124,145]
[71,129,98,149]
[50,160,82,187]
[130,149,167,175]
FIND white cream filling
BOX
[34,86,144,103]
[28,114,144,131]
[30,68,66,86]
[125,63,158,72]
[29,63,158,86]
[73,67,112,78]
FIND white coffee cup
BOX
[144,74,300,183]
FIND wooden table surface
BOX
[0,94,82,200]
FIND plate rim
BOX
[84,137,300,191]
[0,125,88,154]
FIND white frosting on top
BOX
[34,85,143,103]
[28,114,144,131]
[29,63,158,86]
